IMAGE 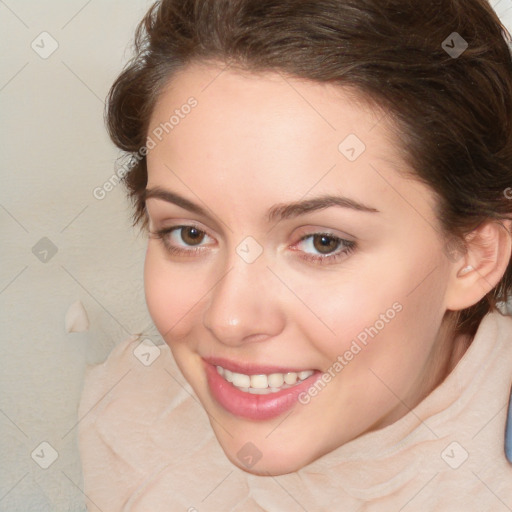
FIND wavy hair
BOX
[105,0,512,337]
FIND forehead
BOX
[148,61,389,155]
[145,62,436,227]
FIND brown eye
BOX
[181,227,205,246]
[312,234,341,254]
[293,232,356,265]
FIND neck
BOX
[369,312,473,432]
[420,312,473,396]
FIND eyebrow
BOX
[143,186,379,223]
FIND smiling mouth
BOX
[204,359,323,420]
[215,365,316,394]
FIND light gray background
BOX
[1,1,512,510]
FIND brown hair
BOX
[106,0,512,338]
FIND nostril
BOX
[241,333,272,343]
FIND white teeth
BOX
[215,365,315,393]
[250,374,268,389]
[284,372,298,385]
[231,372,251,388]
[268,373,284,388]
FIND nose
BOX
[202,250,285,346]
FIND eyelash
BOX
[149,225,357,265]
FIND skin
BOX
[142,61,511,475]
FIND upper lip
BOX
[203,356,318,375]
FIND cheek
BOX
[284,260,400,356]
[143,243,204,342]
[299,247,446,368]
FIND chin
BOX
[211,426,324,476]
[227,449,305,476]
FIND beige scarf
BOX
[78,311,512,511]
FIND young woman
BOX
[79,0,512,509]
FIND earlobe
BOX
[445,220,512,311]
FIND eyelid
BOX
[145,201,227,237]
[152,224,216,245]
[150,218,215,237]
[293,225,356,243]
[291,232,355,253]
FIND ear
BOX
[444,220,512,311]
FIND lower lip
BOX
[204,362,322,420]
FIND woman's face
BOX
[143,62,456,475]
